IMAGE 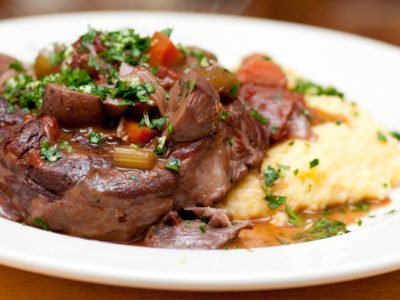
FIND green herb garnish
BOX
[32,217,49,230]
[227,136,233,146]
[58,140,72,151]
[221,111,232,121]
[377,131,388,143]
[40,140,62,162]
[264,191,287,209]
[155,136,167,156]
[165,123,173,135]
[250,109,268,124]
[292,79,344,98]
[309,158,319,169]
[141,116,168,130]
[230,82,240,97]
[161,28,173,37]
[263,166,280,187]
[99,28,151,66]
[9,60,25,72]
[286,205,302,226]
[199,224,207,233]
[292,217,348,241]
[390,131,400,141]
[166,157,182,172]
[354,201,370,212]
[88,132,104,144]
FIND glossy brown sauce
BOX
[226,198,389,249]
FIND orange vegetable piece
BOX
[237,54,287,88]
[125,120,158,145]
[148,32,184,67]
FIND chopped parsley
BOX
[354,201,370,212]
[377,131,388,143]
[230,82,240,97]
[185,80,196,96]
[263,166,280,187]
[227,136,233,146]
[357,219,363,226]
[199,224,207,233]
[200,216,210,223]
[221,111,232,121]
[150,66,159,75]
[293,168,299,176]
[9,60,25,72]
[88,54,100,71]
[99,28,151,66]
[119,99,135,106]
[141,116,168,130]
[0,28,159,112]
[292,79,344,98]
[112,79,155,103]
[292,217,348,241]
[167,122,174,134]
[40,140,62,162]
[49,50,65,65]
[2,74,45,112]
[250,109,268,124]
[88,132,104,144]
[264,191,287,209]
[58,140,72,151]
[309,158,319,169]
[390,131,400,141]
[32,217,49,230]
[161,28,173,38]
[165,157,182,172]
[199,57,209,67]
[155,136,167,156]
[81,26,97,45]
[285,205,302,226]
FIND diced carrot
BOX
[125,121,158,145]
[148,32,184,67]
[237,54,287,88]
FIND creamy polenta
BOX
[219,95,400,220]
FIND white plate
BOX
[0,11,400,291]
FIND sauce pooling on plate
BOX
[227,199,390,249]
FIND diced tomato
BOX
[237,54,287,88]
[148,32,184,67]
[125,121,157,145]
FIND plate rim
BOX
[0,10,399,291]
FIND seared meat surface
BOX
[0,28,312,248]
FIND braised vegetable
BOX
[113,145,157,169]
[237,54,287,88]
[117,118,158,145]
[34,50,56,78]
[197,65,237,96]
[148,31,183,67]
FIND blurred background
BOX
[0,0,399,46]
